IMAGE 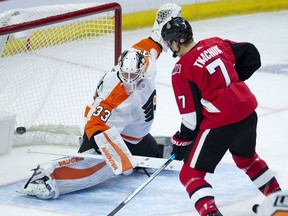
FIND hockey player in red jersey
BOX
[161,17,282,216]
[19,3,181,200]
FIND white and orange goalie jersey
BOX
[84,38,161,145]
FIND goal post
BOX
[0,3,122,64]
[0,2,122,147]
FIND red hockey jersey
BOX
[171,37,260,131]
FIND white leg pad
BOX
[94,127,137,175]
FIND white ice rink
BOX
[0,10,288,216]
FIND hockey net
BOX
[0,2,122,147]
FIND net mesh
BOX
[0,3,120,146]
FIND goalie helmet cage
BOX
[0,2,122,147]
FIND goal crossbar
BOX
[0,2,122,65]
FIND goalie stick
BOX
[107,153,176,216]
[27,148,183,171]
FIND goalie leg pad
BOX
[94,127,137,175]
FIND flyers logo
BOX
[172,64,181,75]
[142,90,156,122]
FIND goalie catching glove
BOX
[171,131,193,160]
[150,3,181,51]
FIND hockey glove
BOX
[171,131,193,160]
[150,3,181,51]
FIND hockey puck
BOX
[16,126,26,134]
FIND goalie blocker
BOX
[94,127,137,175]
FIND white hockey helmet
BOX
[118,49,148,94]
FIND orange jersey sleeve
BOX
[85,82,129,139]
[132,38,162,58]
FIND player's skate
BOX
[18,165,58,199]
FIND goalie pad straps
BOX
[94,127,137,176]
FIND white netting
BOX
[0,3,121,146]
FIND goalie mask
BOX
[118,49,147,95]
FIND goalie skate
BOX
[18,166,58,199]
[18,176,57,199]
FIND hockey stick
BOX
[27,148,183,171]
[27,148,103,159]
[107,153,176,216]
